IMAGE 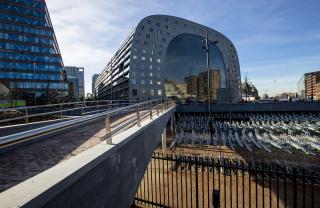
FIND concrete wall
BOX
[0,107,175,208]
[177,102,320,112]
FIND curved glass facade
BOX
[163,34,226,102]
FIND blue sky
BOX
[46,0,320,96]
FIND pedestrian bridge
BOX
[0,99,176,208]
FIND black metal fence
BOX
[134,152,320,208]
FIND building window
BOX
[157,58,161,63]
[149,28,153,32]
[157,81,161,85]
[156,73,160,78]
[141,72,145,77]
[132,79,136,84]
[150,57,153,62]
[157,66,161,70]
[132,71,136,76]
[132,89,137,96]
[141,56,146,61]
[149,72,153,77]
[142,49,147,53]
[141,79,145,84]
[141,89,146,96]
[156,22,160,27]
[141,26,144,30]
[149,65,153,70]
[158,89,162,95]
[146,34,150,39]
[133,48,137,52]
[150,80,153,85]
[150,90,154,96]
[133,55,137,59]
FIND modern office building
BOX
[0,0,68,104]
[64,66,85,101]
[95,15,241,103]
[297,71,320,100]
[92,74,99,98]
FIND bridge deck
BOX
[0,113,136,193]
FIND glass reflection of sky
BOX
[164,33,226,88]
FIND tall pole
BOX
[189,65,192,100]
[33,62,36,105]
[110,58,113,100]
[205,30,211,113]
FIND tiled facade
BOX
[95,15,241,103]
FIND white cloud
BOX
[47,0,141,94]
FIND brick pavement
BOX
[0,113,137,193]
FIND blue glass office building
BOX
[0,0,68,104]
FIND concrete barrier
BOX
[0,107,176,208]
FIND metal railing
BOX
[103,98,176,145]
[0,99,175,148]
[134,152,320,208]
[0,100,136,126]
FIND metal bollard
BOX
[149,101,153,119]
[81,102,84,116]
[60,104,63,118]
[212,189,220,208]
[25,108,29,124]
[136,105,141,127]
[105,114,112,144]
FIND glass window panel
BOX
[163,33,226,102]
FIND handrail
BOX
[0,99,137,112]
[103,98,176,144]
[0,100,138,125]
[0,98,176,148]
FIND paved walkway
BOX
[0,113,137,193]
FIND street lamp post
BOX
[110,58,114,100]
[202,29,218,114]
[33,62,36,105]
